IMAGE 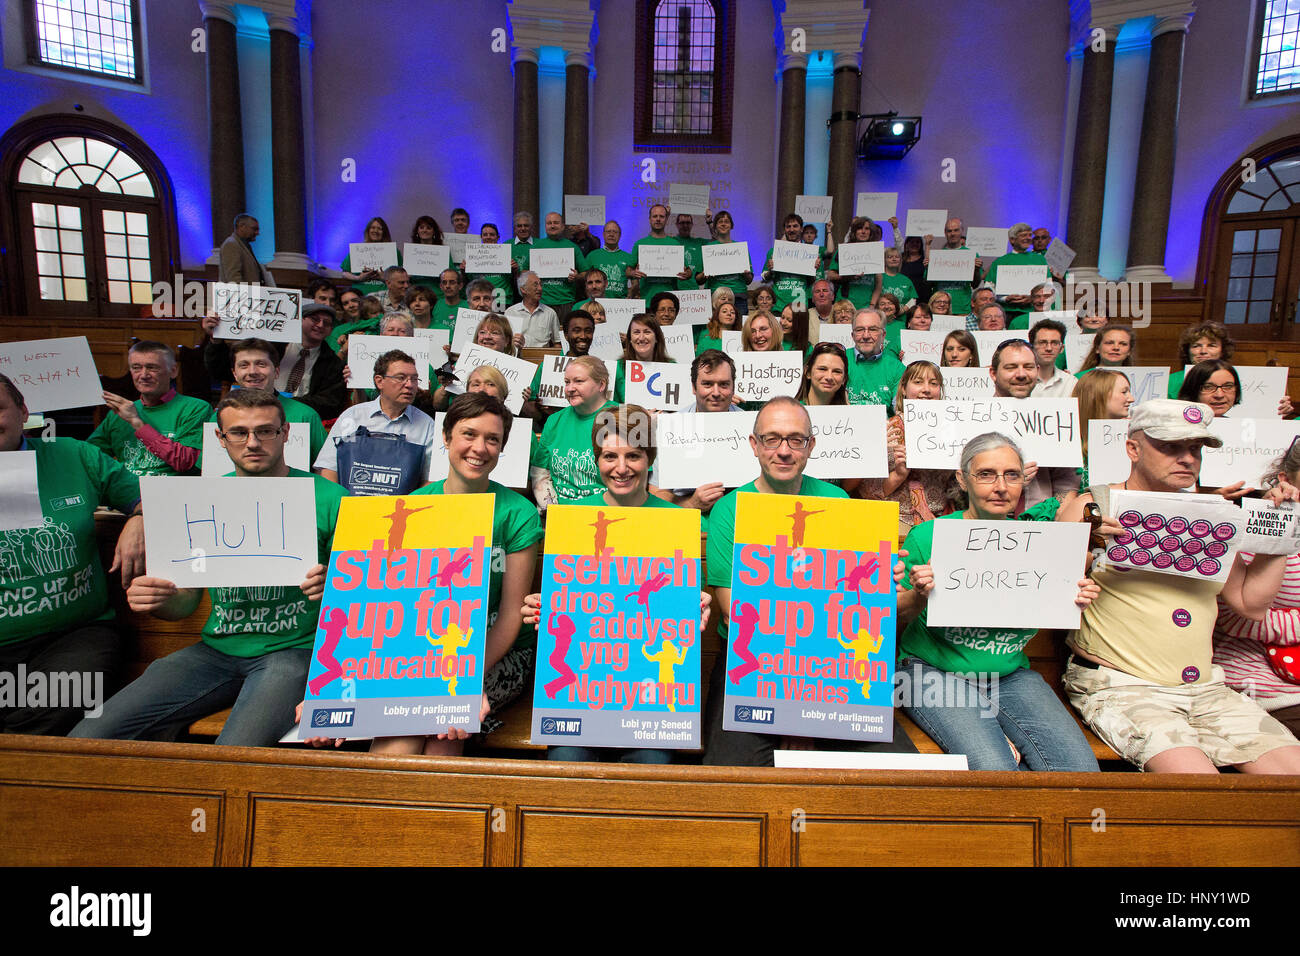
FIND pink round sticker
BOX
[1115,530,1134,546]
[1212,522,1236,542]
[1184,538,1204,556]
[1183,407,1202,424]
[1137,531,1159,549]
[1143,514,1165,531]
[1159,535,1182,553]
[1119,510,1142,528]
[1130,549,1152,566]
[1172,609,1191,627]
[1108,546,1130,562]
[1204,541,1228,558]
[1198,557,1221,576]
[1182,665,1200,683]
[1153,552,1174,569]
[1167,517,1189,535]
[1174,555,1197,573]
[1189,519,1212,538]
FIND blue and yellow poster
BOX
[722,493,899,741]
[531,504,702,748]
[301,494,494,737]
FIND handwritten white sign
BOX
[674,289,712,325]
[464,242,511,274]
[450,307,491,355]
[0,451,43,531]
[701,240,750,276]
[804,405,889,480]
[1064,331,1097,373]
[929,315,967,335]
[994,264,1050,296]
[1087,419,1132,485]
[624,360,691,411]
[905,208,948,239]
[770,239,819,277]
[446,232,479,265]
[638,243,684,277]
[964,227,1007,259]
[1106,489,1243,583]
[0,336,101,412]
[593,298,640,334]
[926,249,978,282]
[412,327,451,363]
[1202,418,1300,488]
[733,350,804,403]
[720,330,742,355]
[347,334,432,391]
[530,246,574,279]
[972,330,1029,363]
[588,326,625,361]
[928,520,1089,629]
[817,323,854,349]
[1119,367,1171,405]
[855,192,897,221]
[211,283,302,344]
[348,242,398,272]
[428,412,530,488]
[140,475,319,588]
[656,411,759,489]
[662,325,696,365]
[795,195,833,223]
[938,366,996,400]
[564,194,606,226]
[451,344,537,415]
[669,183,710,215]
[201,421,309,475]
[1045,237,1076,276]
[902,398,1083,469]
[836,241,884,276]
[901,330,947,366]
[401,243,450,277]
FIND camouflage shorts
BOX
[1063,660,1299,771]
[481,645,534,735]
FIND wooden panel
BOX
[247,797,489,866]
[517,809,765,866]
[797,817,1038,867]
[1066,821,1300,867]
[0,782,221,865]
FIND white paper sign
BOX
[349,242,398,272]
[1239,498,1300,556]
[901,330,947,366]
[964,227,1007,259]
[855,192,897,221]
[0,451,44,531]
[674,289,712,324]
[701,241,750,276]
[1186,365,1287,418]
[412,327,451,363]
[593,298,640,334]
[902,398,1083,469]
[1033,309,1078,325]
[446,232,479,265]
[201,422,310,476]
[211,283,302,343]
[638,243,684,277]
[938,366,996,400]
[655,411,759,489]
[347,334,432,390]
[972,330,1029,363]
[428,412,530,488]
[450,307,491,355]
[929,315,967,335]
[140,475,318,587]
[623,360,691,411]
[588,327,625,361]
[536,354,616,408]
[660,325,696,365]
[995,264,1049,296]
[401,243,450,277]
[926,249,978,282]
[564,194,606,226]
[669,183,710,215]
[905,208,948,239]
[770,239,819,277]
[1119,367,1171,405]
[1045,237,1076,276]
[0,336,103,413]
[1064,331,1097,374]
[804,405,889,480]
[733,351,804,402]
[1202,418,1300,488]
[817,324,854,349]
[795,195,833,223]
[464,242,511,274]
[451,344,537,415]
[836,241,884,276]
[1087,420,1132,485]
[530,246,574,279]
[1105,489,1243,583]
[927,520,1089,629]
[720,330,742,355]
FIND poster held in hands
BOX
[964,227,1007,259]
[211,283,302,343]
[905,209,949,239]
[530,247,575,279]
[564,194,606,226]
[855,192,898,221]
[835,241,884,276]
[701,241,750,276]
[795,195,833,223]
[348,334,432,390]
[926,249,978,282]
[0,451,43,531]
[401,243,450,277]
[1105,489,1244,584]
[669,183,710,215]
[463,243,511,274]
[0,336,102,412]
[770,239,819,277]
[348,242,398,272]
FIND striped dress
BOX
[1212,552,1300,710]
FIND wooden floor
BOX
[2,735,1297,866]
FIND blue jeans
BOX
[547,746,673,764]
[899,658,1099,772]
[69,642,310,747]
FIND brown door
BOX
[1210,218,1300,340]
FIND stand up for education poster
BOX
[300,494,494,738]
[531,504,702,749]
[722,494,899,742]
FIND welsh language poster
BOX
[531,504,702,749]
[300,493,494,738]
[722,494,899,742]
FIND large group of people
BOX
[4,204,1298,778]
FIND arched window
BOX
[634,0,734,152]
[1,116,177,318]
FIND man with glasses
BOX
[1029,318,1074,397]
[72,388,345,747]
[925,216,982,316]
[989,339,1077,508]
[314,349,435,487]
[986,223,1050,325]
[89,341,210,477]
[702,396,917,765]
[846,307,905,406]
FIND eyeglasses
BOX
[382,374,420,384]
[970,469,1024,486]
[755,433,811,450]
[220,426,283,443]
[1199,383,1237,394]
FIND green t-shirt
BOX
[510,240,531,277]
[928,244,975,315]
[340,251,392,296]
[410,478,543,649]
[701,239,751,299]
[634,236,686,301]
[694,331,724,356]
[207,393,326,462]
[884,320,904,358]
[530,401,618,504]
[200,469,345,657]
[986,250,1048,323]
[765,245,811,311]
[87,392,209,477]
[326,316,381,354]
[899,513,1036,676]
[431,299,462,332]
[705,476,848,641]
[531,236,585,307]
[0,438,142,645]
[881,273,918,309]
[846,349,906,406]
[574,492,681,510]
[585,247,636,299]
[1168,368,1186,400]
[677,236,706,291]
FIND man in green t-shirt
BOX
[430,268,465,331]
[72,388,344,747]
[0,373,146,735]
[846,307,905,406]
[703,397,916,766]
[209,338,327,462]
[925,217,982,316]
[763,213,813,312]
[985,223,1049,323]
[531,211,585,310]
[88,341,209,477]
[628,204,692,303]
[674,212,705,292]
[585,221,635,298]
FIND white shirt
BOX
[314,398,436,476]
[506,301,561,348]
[275,344,320,398]
[1032,365,1076,399]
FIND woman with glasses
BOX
[894,432,1102,771]
[1176,353,1292,419]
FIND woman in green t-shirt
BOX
[613,315,672,402]
[530,355,616,506]
[695,300,740,355]
[895,432,1101,771]
[340,217,395,295]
